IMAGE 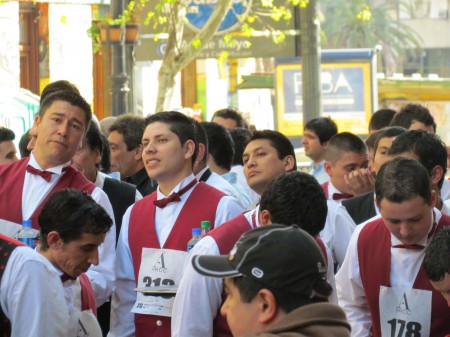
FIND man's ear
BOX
[430,165,444,188]
[324,161,332,177]
[283,155,295,172]
[46,231,63,250]
[134,144,144,160]
[256,289,279,324]
[259,209,272,226]
[194,142,205,164]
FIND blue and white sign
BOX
[185,0,252,34]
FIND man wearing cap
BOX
[192,225,351,337]
[172,171,345,337]
[336,158,450,337]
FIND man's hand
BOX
[345,168,375,196]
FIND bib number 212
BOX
[387,319,421,337]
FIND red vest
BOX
[0,158,95,229]
[128,182,225,337]
[209,214,329,337]
[79,273,97,316]
[358,214,450,337]
[0,234,25,337]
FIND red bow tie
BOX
[26,165,53,182]
[60,273,77,283]
[392,244,425,250]
[332,192,353,201]
[153,179,197,208]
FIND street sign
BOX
[185,0,252,34]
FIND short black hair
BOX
[325,132,367,164]
[390,104,436,132]
[375,157,432,206]
[373,126,407,153]
[369,109,396,132]
[18,130,31,158]
[212,108,248,129]
[230,274,331,313]
[0,126,15,142]
[388,130,447,189]
[39,90,92,132]
[40,80,80,103]
[145,111,198,164]
[39,189,112,250]
[304,117,338,144]
[109,113,145,151]
[228,128,252,166]
[201,122,234,171]
[260,171,327,237]
[83,122,111,172]
[424,227,450,282]
[250,130,297,170]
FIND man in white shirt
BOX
[109,111,243,337]
[336,158,450,337]
[0,88,116,307]
[0,233,69,337]
[302,117,337,184]
[38,189,113,337]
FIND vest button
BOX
[156,320,163,326]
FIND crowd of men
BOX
[0,81,449,337]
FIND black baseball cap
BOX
[192,224,329,298]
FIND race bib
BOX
[379,286,432,337]
[132,248,187,317]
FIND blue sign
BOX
[185,0,252,34]
[282,67,365,114]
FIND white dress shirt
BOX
[230,164,260,205]
[336,209,440,337]
[171,207,338,337]
[309,160,330,185]
[108,174,244,337]
[0,246,69,337]
[320,200,357,269]
[221,171,251,209]
[22,153,116,306]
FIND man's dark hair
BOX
[194,121,208,165]
[369,109,396,132]
[373,126,407,153]
[109,113,145,151]
[40,80,80,103]
[18,130,31,158]
[145,111,198,164]
[424,227,450,282]
[260,171,327,237]
[38,189,112,250]
[0,126,15,142]
[365,129,383,152]
[212,108,248,129]
[83,122,111,172]
[375,157,432,206]
[39,90,92,131]
[325,132,367,164]
[388,130,447,189]
[304,117,337,144]
[201,122,235,171]
[229,128,251,166]
[390,104,436,132]
[250,130,297,170]
[230,273,332,313]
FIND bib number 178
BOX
[387,319,421,337]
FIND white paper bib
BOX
[379,286,432,337]
[132,248,188,317]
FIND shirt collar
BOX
[29,152,70,176]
